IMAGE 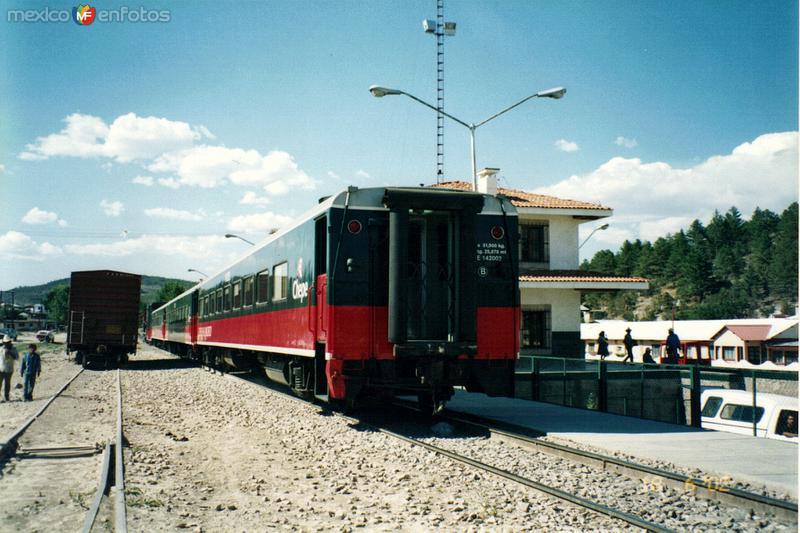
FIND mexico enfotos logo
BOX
[7,4,171,24]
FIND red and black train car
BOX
[147,186,519,409]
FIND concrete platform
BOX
[447,390,798,497]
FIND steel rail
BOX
[81,443,113,533]
[115,368,127,533]
[441,409,798,523]
[0,368,84,462]
[218,371,673,532]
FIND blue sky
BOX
[1,1,797,288]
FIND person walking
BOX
[622,328,635,363]
[665,328,681,364]
[20,344,41,401]
[597,331,609,360]
[0,335,19,401]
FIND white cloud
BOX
[227,212,293,235]
[100,199,125,217]
[149,145,314,193]
[65,234,227,258]
[0,231,62,260]
[22,207,58,225]
[131,175,154,186]
[0,164,5,173]
[355,169,371,179]
[144,207,203,221]
[18,112,212,162]
[327,170,341,180]
[58,219,68,227]
[239,191,271,205]
[157,177,181,189]
[554,139,579,152]
[614,136,638,148]
[537,131,798,249]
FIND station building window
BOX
[273,262,288,301]
[520,223,549,264]
[256,270,269,303]
[521,305,551,351]
[243,276,254,306]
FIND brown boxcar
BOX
[67,270,141,368]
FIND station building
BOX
[434,169,648,364]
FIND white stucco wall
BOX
[518,214,581,270]
[520,287,581,332]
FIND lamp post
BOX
[225,233,255,246]
[369,85,566,190]
[187,268,207,280]
[578,223,610,249]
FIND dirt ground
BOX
[0,333,116,533]
[122,344,616,532]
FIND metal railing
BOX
[516,355,798,431]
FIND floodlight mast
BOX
[422,0,456,183]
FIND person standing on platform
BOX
[665,328,681,364]
[622,328,635,363]
[0,335,19,401]
[597,331,609,360]
[20,344,41,401]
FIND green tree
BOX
[45,285,70,324]
[769,202,799,302]
[156,281,190,303]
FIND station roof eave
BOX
[519,270,649,291]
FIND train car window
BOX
[243,276,254,306]
[216,289,223,314]
[199,298,204,318]
[720,404,765,423]
[233,281,242,309]
[224,285,232,311]
[273,262,288,301]
[701,396,723,417]
[256,270,269,303]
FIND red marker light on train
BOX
[491,226,504,240]
[347,220,362,234]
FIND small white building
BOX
[582,318,799,368]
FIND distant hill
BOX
[2,275,194,306]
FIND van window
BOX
[701,396,723,418]
[776,410,798,438]
[720,404,765,424]
[273,262,288,301]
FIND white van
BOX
[700,389,798,442]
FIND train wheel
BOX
[81,352,89,369]
[417,392,445,417]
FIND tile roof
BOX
[519,270,648,283]
[431,180,610,210]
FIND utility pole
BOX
[423,2,456,183]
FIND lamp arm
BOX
[401,92,472,129]
[474,93,540,129]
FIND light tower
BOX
[422,2,456,183]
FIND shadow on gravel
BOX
[123,358,198,371]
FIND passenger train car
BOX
[147,186,519,410]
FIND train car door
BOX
[314,215,328,399]
[189,290,199,346]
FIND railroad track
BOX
[0,368,128,532]
[216,368,676,532]
[436,408,799,524]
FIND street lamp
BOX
[578,223,610,249]
[187,268,208,279]
[369,84,566,190]
[225,233,255,246]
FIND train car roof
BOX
[152,185,517,313]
